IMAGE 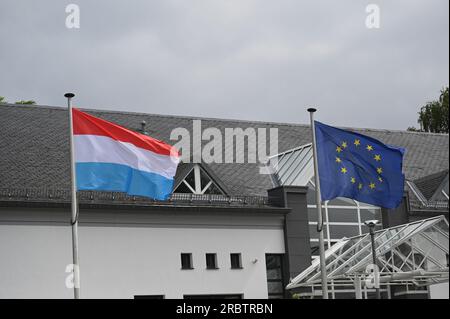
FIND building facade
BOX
[0,104,448,298]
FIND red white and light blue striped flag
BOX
[73,108,180,200]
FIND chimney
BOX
[140,120,149,135]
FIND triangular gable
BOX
[173,162,230,195]
[268,143,314,187]
[430,173,449,202]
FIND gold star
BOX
[342,141,348,149]
[366,145,373,151]
[336,146,342,153]
[335,157,342,163]
[351,177,356,184]
[374,154,381,162]
[358,183,363,190]
[369,183,376,189]
[341,167,347,174]
[354,139,361,147]
[377,167,383,174]
[378,177,383,183]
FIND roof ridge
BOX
[1,102,310,127]
[1,103,449,136]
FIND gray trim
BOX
[0,207,286,229]
[0,199,286,213]
[0,219,284,230]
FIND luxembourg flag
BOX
[73,108,180,201]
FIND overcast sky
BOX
[0,0,448,130]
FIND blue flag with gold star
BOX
[315,121,405,209]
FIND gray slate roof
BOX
[1,103,449,199]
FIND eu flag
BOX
[315,121,405,209]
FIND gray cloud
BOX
[0,0,448,130]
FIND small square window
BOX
[206,253,218,269]
[181,253,193,270]
[230,253,242,269]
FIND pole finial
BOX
[64,93,75,98]
[307,107,317,113]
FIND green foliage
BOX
[14,100,36,105]
[0,96,37,105]
[410,87,449,133]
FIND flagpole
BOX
[65,92,80,299]
[307,108,328,299]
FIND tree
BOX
[15,100,36,105]
[1,96,38,105]
[409,87,449,133]
[406,126,420,132]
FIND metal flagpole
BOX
[65,92,80,299]
[307,108,328,299]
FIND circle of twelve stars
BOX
[335,139,383,191]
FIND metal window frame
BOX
[175,164,225,195]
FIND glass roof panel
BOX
[268,144,314,187]
[287,215,449,290]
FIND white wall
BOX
[0,208,285,299]
[429,283,449,299]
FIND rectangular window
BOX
[360,208,382,222]
[309,224,329,240]
[329,225,360,238]
[181,253,193,270]
[230,253,242,269]
[327,208,360,223]
[265,254,285,299]
[310,243,320,257]
[206,253,218,269]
